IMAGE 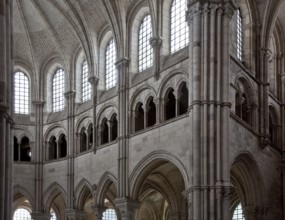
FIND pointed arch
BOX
[13,184,35,212]
[74,178,95,210]
[95,172,118,206]
[43,182,67,213]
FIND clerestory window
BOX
[82,60,91,102]
[231,9,243,61]
[52,68,65,112]
[138,15,153,72]
[170,0,189,53]
[106,39,117,89]
[14,71,29,114]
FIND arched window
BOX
[138,15,153,72]
[20,137,31,162]
[146,97,156,127]
[101,118,109,145]
[49,136,57,160]
[52,68,65,112]
[14,136,31,162]
[165,88,176,120]
[58,135,67,158]
[103,209,117,220]
[110,114,118,141]
[88,123,93,149]
[231,9,243,61]
[170,0,189,53]
[82,60,91,102]
[135,102,144,132]
[13,208,32,220]
[269,106,278,146]
[80,127,87,152]
[14,71,29,114]
[178,83,188,115]
[106,39,117,89]
[232,203,245,220]
[14,136,19,161]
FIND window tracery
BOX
[138,15,153,72]
[14,71,29,114]
[52,68,65,112]
[106,39,117,89]
[82,60,91,102]
[170,0,189,53]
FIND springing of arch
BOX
[52,68,65,112]
[170,0,189,53]
[106,38,117,89]
[82,60,91,102]
[14,71,29,114]
[138,15,153,72]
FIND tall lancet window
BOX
[52,68,65,112]
[14,71,29,114]
[138,15,153,72]
[106,39,117,89]
[82,60,91,102]
[170,0,189,53]
[232,9,243,61]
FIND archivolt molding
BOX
[13,126,35,143]
[96,103,118,125]
[129,150,189,199]
[158,70,188,99]
[75,114,93,134]
[230,151,266,207]
[129,85,157,111]
[95,171,118,206]
[43,124,67,142]
[13,184,35,212]
[43,182,67,212]
[74,178,95,210]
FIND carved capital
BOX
[91,205,106,220]
[32,100,45,106]
[115,57,130,71]
[150,36,162,49]
[115,197,140,218]
[64,91,76,99]
[223,2,235,19]
[88,76,99,86]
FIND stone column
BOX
[89,76,99,151]
[32,100,45,212]
[64,91,76,209]
[65,209,86,220]
[0,0,12,219]
[115,198,139,220]
[259,49,271,147]
[186,1,234,220]
[115,58,130,199]
[150,36,162,80]
[31,212,51,220]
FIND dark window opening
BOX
[147,98,156,127]
[101,119,109,145]
[59,135,67,158]
[20,137,31,162]
[135,103,144,132]
[165,88,176,120]
[178,84,188,115]
[88,124,93,149]
[80,128,87,152]
[111,115,118,141]
[49,136,57,160]
[14,136,19,161]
